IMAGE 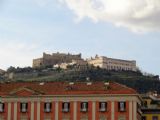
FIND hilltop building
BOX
[0,69,5,75]
[87,55,137,71]
[32,52,82,68]
[54,59,88,69]
[32,52,137,71]
[0,81,141,120]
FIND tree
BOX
[7,66,16,73]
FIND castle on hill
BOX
[33,52,82,68]
[33,52,137,71]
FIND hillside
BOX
[1,66,160,94]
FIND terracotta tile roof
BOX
[0,81,137,96]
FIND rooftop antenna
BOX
[86,77,90,81]
[69,82,74,85]
[86,77,92,85]
[39,82,45,85]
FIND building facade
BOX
[0,69,5,75]
[54,59,88,70]
[87,56,137,71]
[33,52,82,68]
[0,82,141,120]
[141,92,160,120]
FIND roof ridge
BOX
[114,82,137,92]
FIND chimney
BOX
[153,91,158,97]
[39,82,45,85]
[69,82,74,85]
[87,82,92,86]
[104,82,110,86]
[104,82,110,90]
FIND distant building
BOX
[33,52,137,71]
[54,63,69,69]
[141,91,160,120]
[0,69,5,75]
[87,55,137,71]
[71,59,87,66]
[54,59,88,70]
[32,52,82,68]
[0,81,141,120]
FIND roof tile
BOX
[0,81,137,96]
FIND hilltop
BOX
[0,52,159,94]
[0,65,159,94]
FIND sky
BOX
[0,0,160,75]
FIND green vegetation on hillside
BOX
[1,66,160,94]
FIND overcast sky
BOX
[0,0,160,75]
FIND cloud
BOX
[60,0,160,33]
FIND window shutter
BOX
[99,102,101,109]
[0,103,4,112]
[50,103,52,110]
[26,103,28,110]
[118,102,120,111]
[44,103,46,110]
[124,102,126,110]
[20,103,22,112]
[3,103,4,110]
[68,103,70,110]
[86,103,88,109]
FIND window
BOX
[20,103,28,113]
[152,116,158,120]
[137,103,141,113]
[99,102,107,112]
[81,102,88,112]
[118,102,126,112]
[0,102,4,112]
[142,116,146,120]
[62,102,70,112]
[142,101,147,108]
[44,102,52,113]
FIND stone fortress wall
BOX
[33,52,82,68]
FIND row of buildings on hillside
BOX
[33,52,137,71]
[142,92,160,120]
[0,81,159,120]
[0,69,5,75]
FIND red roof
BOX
[0,82,137,97]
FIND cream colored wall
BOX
[32,58,43,67]
[143,114,160,120]
[87,56,137,71]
